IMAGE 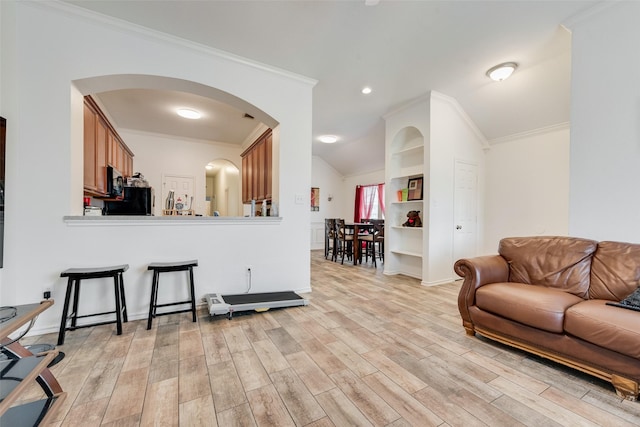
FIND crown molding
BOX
[488,122,570,146]
[28,1,317,87]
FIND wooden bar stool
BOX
[57,264,129,345]
[146,260,198,330]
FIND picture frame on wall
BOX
[311,187,320,211]
[407,177,423,201]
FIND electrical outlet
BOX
[43,290,51,300]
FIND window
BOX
[355,183,385,222]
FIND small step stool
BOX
[146,260,198,329]
[57,264,129,345]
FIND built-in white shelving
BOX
[385,124,426,279]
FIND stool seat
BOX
[147,260,198,330]
[147,260,198,272]
[61,264,129,278]
[58,264,129,345]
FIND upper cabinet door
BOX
[240,129,272,203]
[95,118,108,195]
[83,103,97,192]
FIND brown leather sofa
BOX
[454,236,640,401]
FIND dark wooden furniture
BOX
[349,222,375,265]
[0,301,66,426]
[57,265,129,345]
[324,218,337,260]
[146,260,198,330]
[359,220,384,267]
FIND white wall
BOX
[0,2,314,333]
[120,129,241,216]
[483,125,570,253]
[428,92,486,284]
[568,2,640,243]
[310,156,347,250]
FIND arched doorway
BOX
[205,159,240,216]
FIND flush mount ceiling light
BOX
[486,62,518,81]
[361,86,372,95]
[176,108,202,119]
[205,164,214,170]
[319,135,338,144]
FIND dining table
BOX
[346,222,375,265]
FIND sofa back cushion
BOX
[590,240,640,301]
[498,236,598,299]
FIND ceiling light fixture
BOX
[361,87,372,95]
[205,164,214,170]
[176,108,202,119]
[319,135,338,144]
[486,62,518,81]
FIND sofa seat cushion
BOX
[565,299,640,359]
[476,282,584,333]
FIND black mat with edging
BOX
[222,291,304,305]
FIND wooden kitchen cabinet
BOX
[84,96,134,197]
[95,117,108,195]
[83,102,98,193]
[241,129,272,203]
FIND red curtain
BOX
[355,184,384,222]
[354,185,363,223]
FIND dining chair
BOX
[360,220,384,267]
[324,218,337,260]
[335,219,354,264]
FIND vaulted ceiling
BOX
[67,0,598,176]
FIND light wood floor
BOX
[18,250,640,426]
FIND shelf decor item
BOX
[402,210,422,227]
[401,188,409,201]
[407,177,423,200]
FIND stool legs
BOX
[113,274,122,336]
[147,265,197,330]
[57,277,74,346]
[57,269,128,346]
[119,272,128,323]
[189,266,196,322]
[147,270,159,330]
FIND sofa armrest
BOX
[454,255,509,335]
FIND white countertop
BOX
[63,215,283,226]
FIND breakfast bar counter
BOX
[63,216,282,226]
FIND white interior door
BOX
[162,174,195,213]
[453,160,478,265]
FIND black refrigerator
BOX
[104,187,154,215]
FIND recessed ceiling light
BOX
[486,62,518,81]
[205,164,214,170]
[177,108,202,119]
[361,87,372,95]
[319,135,338,144]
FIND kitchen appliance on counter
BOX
[106,166,124,198]
[104,187,154,215]
[84,206,102,216]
